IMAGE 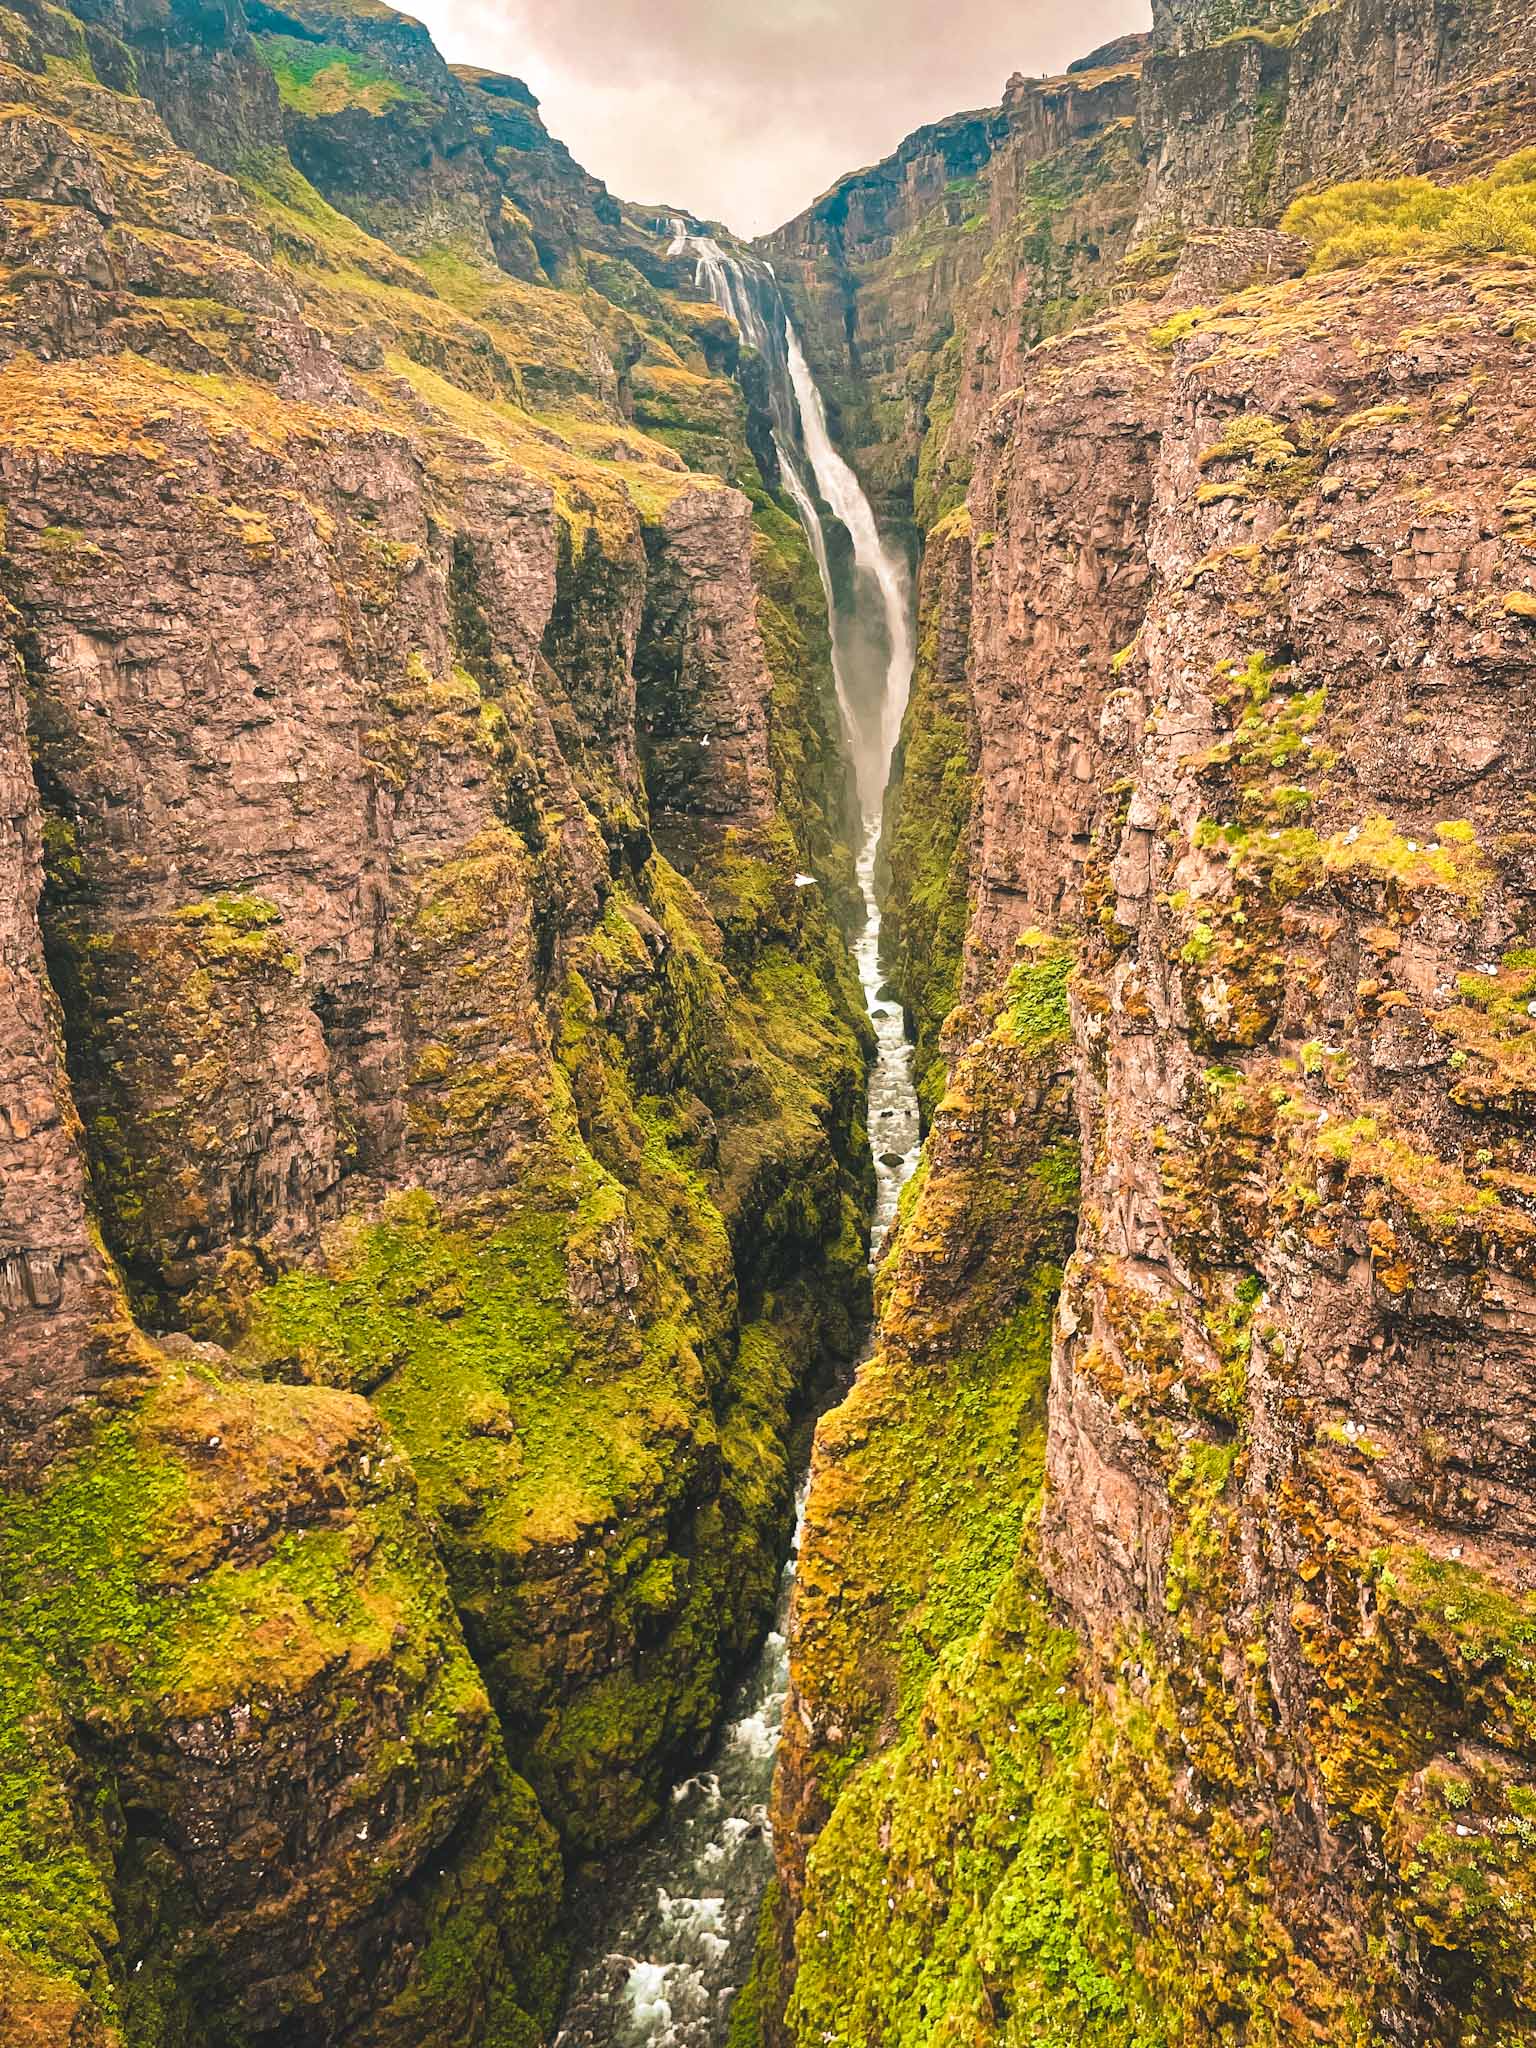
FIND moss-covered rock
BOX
[877,506,975,1125]
[0,8,873,2041]
[770,943,1083,2032]
[0,1354,562,2046]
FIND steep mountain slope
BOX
[764,0,1536,2042]
[0,2,871,2039]
[6,0,1536,2038]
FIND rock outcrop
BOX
[767,0,1536,2040]
[0,0,869,2036]
[759,45,1149,536]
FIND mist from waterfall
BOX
[670,223,915,822]
[779,322,916,819]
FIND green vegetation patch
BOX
[1195,411,1322,504]
[1001,936,1074,1058]
[248,1180,695,1553]
[1283,149,1536,271]
[878,509,976,1122]
[255,33,429,118]
[0,1365,561,2038]
[788,1528,1162,2048]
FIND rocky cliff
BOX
[8,0,1536,2036]
[0,0,873,2037]
[767,0,1536,2041]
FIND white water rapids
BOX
[552,226,922,2048]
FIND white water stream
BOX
[552,227,922,2048]
[780,324,916,819]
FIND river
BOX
[551,225,922,2048]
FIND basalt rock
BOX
[759,50,1149,536]
[768,0,1536,2040]
[0,0,867,2038]
[1045,250,1536,2041]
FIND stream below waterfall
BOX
[553,827,921,2048]
[551,225,922,2048]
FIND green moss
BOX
[249,1179,686,1550]
[912,337,969,527]
[1435,947,1536,1111]
[782,961,1085,2048]
[243,806,869,1851]
[1237,811,1490,908]
[170,891,288,953]
[728,1879,788,2048]
[0,1367,561,2039]
[788,1523,1161,2048]
[39,812,82,888]
[1243,85,1286,217]
[1149,304,1211,351]
[1001,939,1074,1056]
[747,480,863,919]
[254,33,428,117]
[1164,1440,1241,1616]
[1283,149,1536,271]
[1195,412,1321,503]
[878,517,976,1122]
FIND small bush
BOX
[1283,151,1536,271]
[1196,414,1321,502]
[1149,305,1210,352]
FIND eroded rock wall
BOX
[0,605,124,1454]
[0,0,869,2036]
[1138,0,1536,239]
[1047,248,1536,2043]
[770,0,1536,2039]
[759,49,1149,536]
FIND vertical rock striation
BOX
[768,0,1536,2040]
[0,0,869,2036]
[1047,246,1536,2040]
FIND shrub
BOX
[1283,151,1536,271]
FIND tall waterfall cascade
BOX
[668,223,915,823]
[669,219,922,1248]
[549,224,923,2048]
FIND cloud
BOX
[406,0,1150,236]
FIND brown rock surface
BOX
[0,0,866,2037]
[1046,253,1536,2036]
[0,602,125,1458]
[769,0,1536,2039]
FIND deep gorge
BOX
[2,0,1536,2043]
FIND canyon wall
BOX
[769,0,1536,2040]
[0,0,872,2037]
[6,0,1536,2035]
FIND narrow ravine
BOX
[550,1488,805,2048]
[553,823,920,2048]
[551,231,922,2048]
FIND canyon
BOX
[2,0,1536,2045]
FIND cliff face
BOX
[9,0,1536,2034]
[0,0,870,2036]
[771,0,1536,2040]
[1047,242,1536,2043]
[759,47,1150,537]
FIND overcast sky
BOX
[408,0,1150,237]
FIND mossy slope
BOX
[0,1,871,2039]
[0,1354,562,2045]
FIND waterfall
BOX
[550,225,924,2048]
[671,220,923,1237]
[670,223,915,823]
[779,323,916,820]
